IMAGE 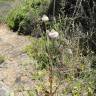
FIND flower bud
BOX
[67,48,73,55]
[41,15,49,22]
[48,29,59,39]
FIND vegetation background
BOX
[0,0,96,96]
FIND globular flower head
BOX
[41,15,49,22]
[47,29,59,39]
[67,48,73,55]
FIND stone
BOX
[0,82,10,96]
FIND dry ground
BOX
[0,24,35,95]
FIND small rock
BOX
[66,93,72,96]
[0,62,7,68]
[0,82,10,96]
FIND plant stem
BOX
[49,64,53,96]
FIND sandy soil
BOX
[0,24,34,95]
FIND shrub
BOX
[18,9,42,35]
[7,0,50,35]
[24,32,95,95]
[18,0,50,35]
[24,38,49,69]
[7,4,29,31]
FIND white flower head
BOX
[41,15,49,22]
[48,29,59,39]
[67,48,73,55]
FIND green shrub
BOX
[18,0,50,35]
[18,9,41,35]
[7,5,29,31]
[24,38,49,69]
[24,34,95,95]
[7,0,50,34]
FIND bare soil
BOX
[0,24,34,95]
